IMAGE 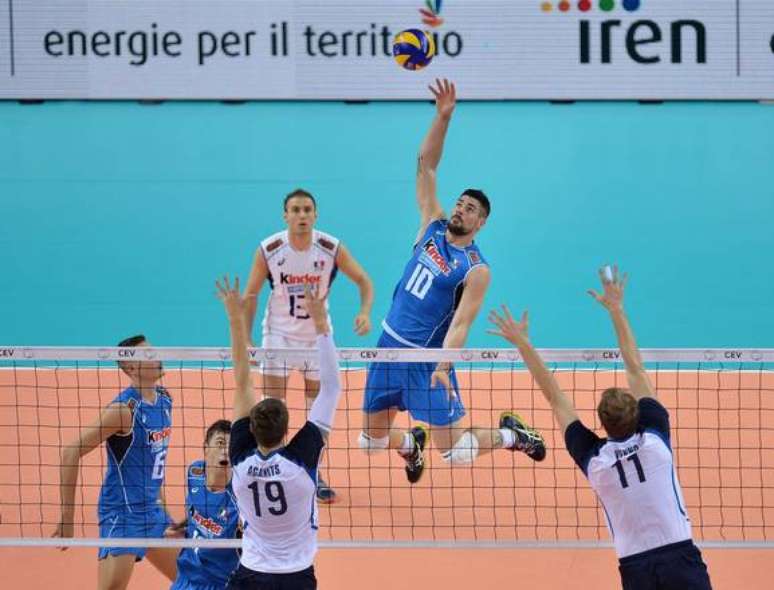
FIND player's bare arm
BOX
[488,306,579,433]
[243,248,269,340]
[416,78,456,242]
[588,265,656,400]
[335,243,374,336]
[430,265,490,391]
[217,275,256,420]
[53,403,133,547]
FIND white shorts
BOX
[259,332,320,381]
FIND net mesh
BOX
[1,346,773,547]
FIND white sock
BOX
[398,432,415,456]
[499,428,517,449]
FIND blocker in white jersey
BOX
[230,420,323,575]
[218,275,342,589]
[488,265,712,590]
[565,398,691,558]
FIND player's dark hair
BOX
[249,398,289,448]
[116,334,146,376]
[204,419,232,447]
[461,188,490,218]
[597,387,640,439]
[117,334,146,348]
[283,188,317,212]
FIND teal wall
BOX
[1,101,772,348]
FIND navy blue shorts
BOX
[362,331,466,426]
[226,564,316,590]
[618,540,712,590]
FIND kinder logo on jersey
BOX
[280,273,321,285]
[191,508,224,536]
[422,239,451,275]
[147,427,171,445]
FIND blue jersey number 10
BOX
[405,264,434,300]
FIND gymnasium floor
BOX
[1,367,772,587]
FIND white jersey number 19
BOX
[248,481,288,517]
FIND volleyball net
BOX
[0,346,773,548]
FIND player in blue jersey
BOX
[166,419,240,590]
[360,79,547,483]
[54,334,179,590]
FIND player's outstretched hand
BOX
[487,305,529,346]
[429,78,456,119]
[301,284,329,335]
[215,275,244,318]
[52,519,73,551]
[587,265,628,312]
[353,312,371,336]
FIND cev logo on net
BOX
[541,0,641,12]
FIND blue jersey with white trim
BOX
[98,386,172,514]
[383,219,488,348]
[565,398,692,558]
[175,460,240,588]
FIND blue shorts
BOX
[97,506,171,561]
[171,574,224,590]
[618,540,712,590]
[363,331,466,426]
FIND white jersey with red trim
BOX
[260,230,339,340]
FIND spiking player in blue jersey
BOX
[54,335,179,590]
[166,420,240,590]
[359,79,547,483]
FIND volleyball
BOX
[392,29,435,71]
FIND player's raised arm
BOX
[54,404,133,546]
[416,78,456,238]
[216,275,255,420]
[588,265,656,401]
[488,306,580,434]
[243,248,269,340]
[335,243,374,336]
[443,265,490,348]
[302,285,342,438]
